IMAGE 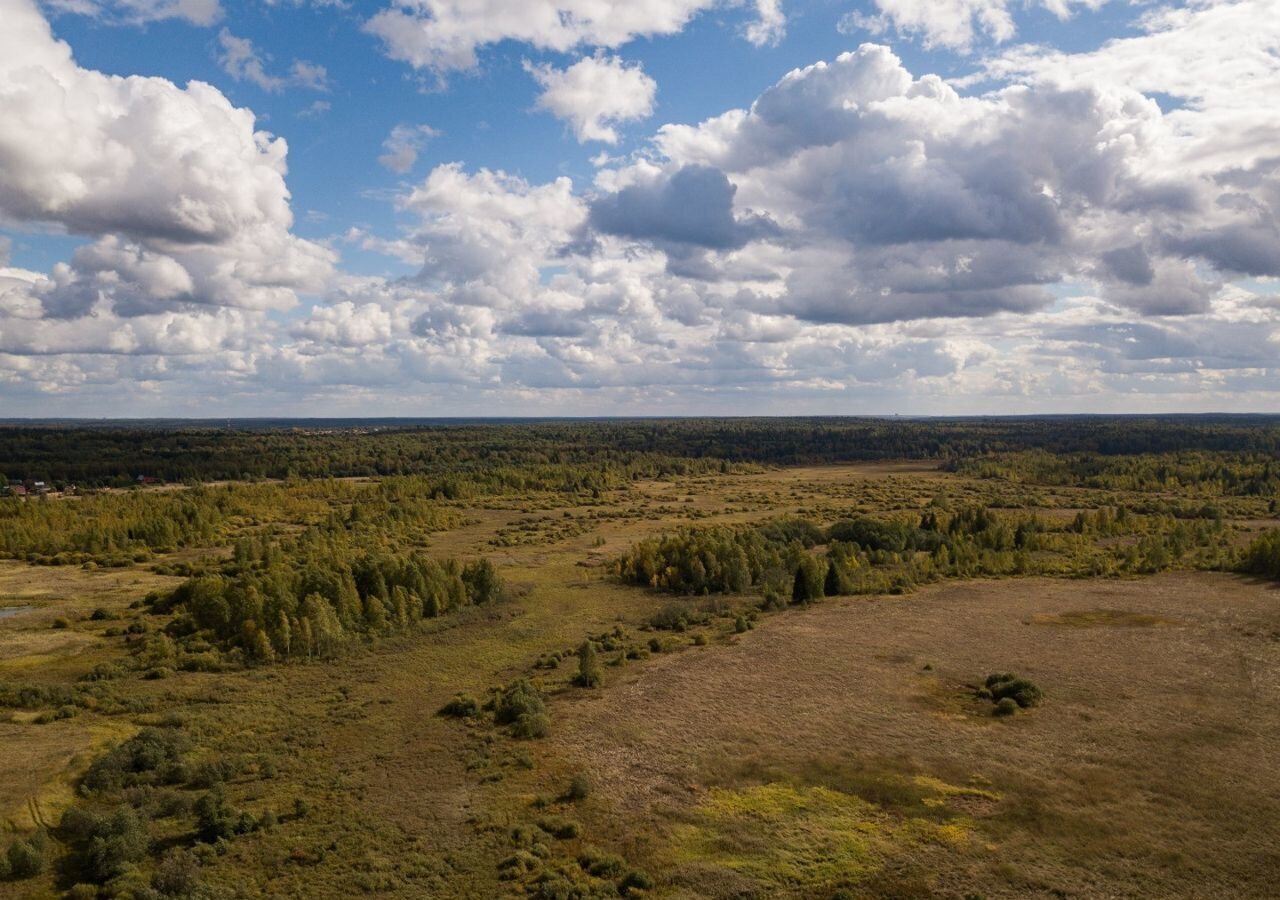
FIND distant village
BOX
[1,474,162,497]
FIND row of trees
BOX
[616,504,1237,600]
[953,449,1280,497]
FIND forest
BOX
[5,415,1280,486]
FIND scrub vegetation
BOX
[2,417,1279,899]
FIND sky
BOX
[0,0,1278,417]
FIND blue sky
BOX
[1,0,1278,416]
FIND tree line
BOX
[6,416,1280,486]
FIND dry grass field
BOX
[1,460,1277,899]
[549,573,1280,898]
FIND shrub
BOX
[83,806,149,882]
[439,694,482,718]
[194,787,246,843]
[60,806,104,841]
[993,697,1019,717]
[499,850,540,879]
[511,712,551,740]
[82,729,189,793]
[53,617,71,629]
[564,775,592,803]
[734,614,750,633]
[66,885,99,899]
[188,758,240,789]
[496,679,548,738]
[82,662,125,682]
[691,633,708,646]
[577,848,624,878]
[6,834,47,878]
[986,673,1043,708]
[536,816,581,840]
[620,869,655,894]
[649,603,691,632]
[573,641,603,688]
[152,849,202,897]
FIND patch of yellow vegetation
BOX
[912,775,1001,802]
[1031,608,1174,628]
[669,780,979,892]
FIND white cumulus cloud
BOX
[526,54,656,144]
[365,0,786,73]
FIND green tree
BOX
[573,640,602,688]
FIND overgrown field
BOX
[2,421,1279,899]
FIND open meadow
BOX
[1,420,1279,899]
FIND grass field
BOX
[1,460,1277,898]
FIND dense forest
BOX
[5,416,1280,486]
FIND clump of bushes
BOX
[536,816,581,839]
[577,847,624,878]
[495,679,549,739]
[81,728,189,793]
[979,672,1043,715]
[439,693,482,718]
[82,806,150,882]
[194,786,260,843]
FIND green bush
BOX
[496,679,549,738]
[83,806,149,882]
[194,787,252,843]
[620,869,655,894]
[499,850,540,879]
[5,834,47,879]
[439,694,482,718]
[577,848,624,878]
[511,712,551,740]
[82,728,188,793]
[152,849,203,897]
[536,816,581,840]
[985,673,1043,708]
[572,641,603,688]
[993,697,1019,717]
[564,774,591,803]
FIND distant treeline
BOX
[5,416,1280,485]
[950,449,1280,497]
[0,478,462,566]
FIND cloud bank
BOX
[3,0,1280,416]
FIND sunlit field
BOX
[2,420,1279,899]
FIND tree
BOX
[823,560,840,597]
[792,566,812,605]
[573,640,602,688]
[462,559,502,605]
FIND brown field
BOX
[550,573,1280,899]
